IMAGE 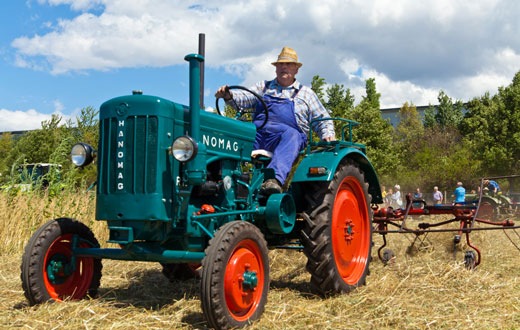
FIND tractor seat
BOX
[251,149,273,158]
[251,149,273,165]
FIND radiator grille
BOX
[99,116,158,194]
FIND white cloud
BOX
[10,0,520,108]
[371,71,440,107]
[0,101,71,132]
[0,109,53,132]
[53,99,65,113]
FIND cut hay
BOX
[1,192,519,329]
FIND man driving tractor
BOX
[215,47,336,195]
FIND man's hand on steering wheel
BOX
[215,85,233,101]
[215,85,269,130]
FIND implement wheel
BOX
[201,221,269,329]
[301,160,372,295]
[21,218,102,305]
[464,251,477,270]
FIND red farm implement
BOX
[373,175,520,269]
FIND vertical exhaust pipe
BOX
[198,33,205,109]
[183,35,206,184]
[184,52,204,142]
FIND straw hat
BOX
[271,47,302,68]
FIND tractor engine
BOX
[73,56,257,249]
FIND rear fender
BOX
[292,147,382,204]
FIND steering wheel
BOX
[215,85,268,130]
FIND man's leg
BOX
[267,128,305,185]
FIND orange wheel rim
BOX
[331,176,370,285]
[43,234,94,301]
[224,239,265,321]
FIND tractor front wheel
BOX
[201,221,269,329]
[301,160,372,295]
[21,218,102,305]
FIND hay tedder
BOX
[20,35,382,329]
[373,175,520,269]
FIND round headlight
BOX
[172,136,197,162]
[71,143,95,167]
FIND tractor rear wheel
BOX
[201,221,269,329]
[301,160,372,295]
[21,218,102,305]
[477,197,499,221]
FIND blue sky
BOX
[1,0,519,132]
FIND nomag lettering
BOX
[202,134,239,152]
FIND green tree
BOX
[423,104,437,128]
[395,91,469,192]
[408,127,480,193]
[0,133,14,182]
[5,107,100,189]
[310,75,326,103]
[349,78,398,177]
[395,102,424,150]
[433,90,465,129]
[391,102,426,188]
[325,83,355,118]
[365,78,380,109]
[66,106,99,149]
[323,83,356,139]
[64,106,99,186]
[8,115,68,165]
[460,71,520,175]
[309,76,357,141]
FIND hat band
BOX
[276,55,297,62]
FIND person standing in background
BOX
[413,187,423,208]
[414,188,423,200]
[391,184,402,208]
[433,186,443,205]
[386,187,393,207]
[454,182,465,204]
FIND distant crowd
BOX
[380,179,501,209]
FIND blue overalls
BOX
[253,94,307,185]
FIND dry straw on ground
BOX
[1,192,519,329]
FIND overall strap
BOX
[264,79,301,99]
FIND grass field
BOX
[1,192,519,329]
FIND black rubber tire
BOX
[200,221,269,329]
[300,159,372,295]
[477,197,499,221]
[21,218,102,305]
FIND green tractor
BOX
[3,163,62,192]
[21,37,382,329]
[469,177,520,221]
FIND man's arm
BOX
[215,82,264,109]
[300,87,336,141]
